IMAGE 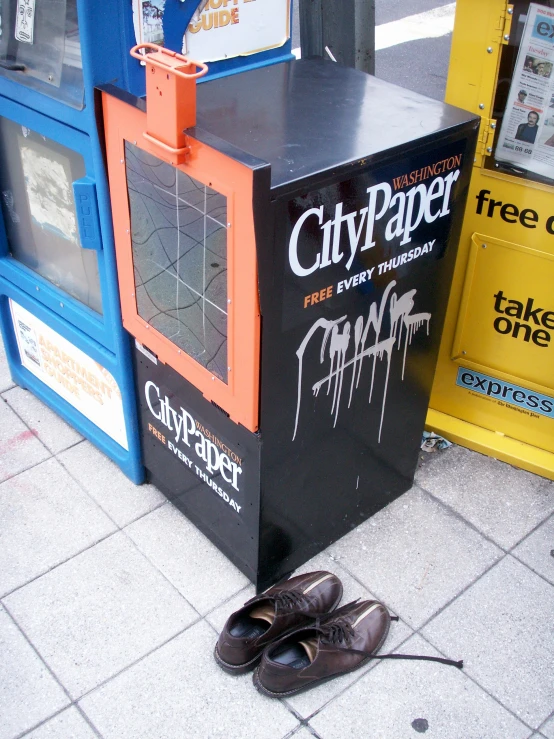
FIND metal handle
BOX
[143,131,190,158]
[0,60,25,71]
[72,178,102,252]
[130,44,208,80]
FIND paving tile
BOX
[3,387,82,454]
[310,634,532,739]
[0,458,116,597]
[0,398,50,482]
[540,714,554,739]
[79,620,298,739]
[286,614,412,720]
[285,728,313,739]
[58,441,166,527]
[283,554,414,719]
[125,503,248,614]
[0,605,69,739]
[328,486,502,628]
[4,533,198,699]
[512,515,554,585]
[422,556,554,729]
[416,446,554,549]
[0,339,15,393]
[22,707,98,739]
[205,584,255,634]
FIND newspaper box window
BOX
[103,47,478,589]
[486,2,554,184]
[0,116,101,312]
[0,0,84,108]
[125,143,229,383]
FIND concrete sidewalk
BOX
[0,335,552,739]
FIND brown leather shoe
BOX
[214,571,343,674]
[253,599,391,696]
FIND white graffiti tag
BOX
[293,281,431,442]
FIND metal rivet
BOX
[211,376,215,381]
[126,229,130,234]
[227,366,231,372]
[178,350,181,354]
[131,292,134,297]
[60,302,64,308]
[145,324,149,329]
[486,147,493,153]
[35,286,39,291]
[490,123,496,129]
[504,34,510,41]
[482,244,487,249]
[462,351,467,355]
[507,7,513,13]
[227,222,231,228]
[133,140,137,145]
[120,159,124,164]
[48,75,53,82]
[227,299,231,304]
[479,103,485,110]
[487,47,493,53]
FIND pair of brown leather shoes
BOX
[214,570,392,697]
[215,570,464,698]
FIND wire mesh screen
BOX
[125,142,228,383]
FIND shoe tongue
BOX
[249,603,276,626]
[298,636,318,663]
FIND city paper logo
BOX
[145,381,243,513]
[288,157,461,276]
[289,154,463,443]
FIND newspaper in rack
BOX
[495,3,554,179]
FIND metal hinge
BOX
[476,117,497,162]
[495,3,514,44]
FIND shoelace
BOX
[319,620,356,645]
[244,589,309,612]
[272,591,307,610]
[316,602,463,669]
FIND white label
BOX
[15,0,35,44]
[135,339,158,364]
[10,300,129,450]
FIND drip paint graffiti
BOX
[293,281,431,442]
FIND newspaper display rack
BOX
[428,0,554,479]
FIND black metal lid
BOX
[195,58,479,195]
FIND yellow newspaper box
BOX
[428,0,554,479]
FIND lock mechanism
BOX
[130,44,208,164]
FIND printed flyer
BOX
[10,300,129,449]
[132,0,290,61]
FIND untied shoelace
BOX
[315,601,463,669]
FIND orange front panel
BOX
[102,91,260,431]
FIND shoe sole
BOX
[214,584,344,675]
[253,612,391,698]
[214,644,264,675]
